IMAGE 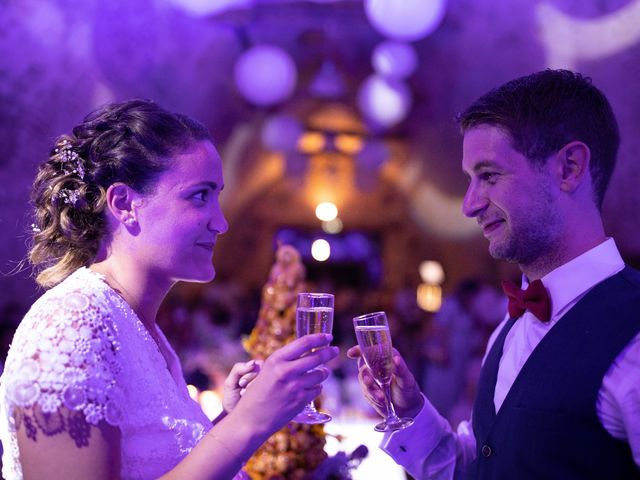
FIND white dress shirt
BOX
[381,239,640,479]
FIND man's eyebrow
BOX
[191,181,221,190]
[471,160,498,172]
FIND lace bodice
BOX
[0,268,231,479]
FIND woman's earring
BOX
[125,217,137,226]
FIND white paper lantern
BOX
[364,0,447,42]
[167,0,251,17]
[372,41,418,79]
[357,74,412,129]
[234,45,297,106]
[261,114,303,152]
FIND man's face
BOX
[461,125,562,266]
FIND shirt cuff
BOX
[380,394,452,465]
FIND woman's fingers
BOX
[224,360,256,389]
[238,371,259,389]
[287,345,339,374]
[274,334,333,361]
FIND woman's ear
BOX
[105,183,139,227]
[555,141,591,194]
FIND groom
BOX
[349,69,640,479]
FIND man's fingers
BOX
[391,350,416,388]
[346,345,362,359]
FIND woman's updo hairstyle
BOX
[29,99,212,288]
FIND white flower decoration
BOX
[63,292,90,312]
[39,392,62,413]
[11,380,41,407]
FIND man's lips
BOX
[480,219,505,235]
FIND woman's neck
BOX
[90,257,171,330]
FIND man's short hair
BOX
[457,69,619,209]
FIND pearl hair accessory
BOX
[56,139,85,180]
[52,139,86,206]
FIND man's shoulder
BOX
[619,265,640,289]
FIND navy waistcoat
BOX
[471,267,640,479]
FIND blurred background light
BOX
[167,0,252,17]
[322,217,343,234]
[315,201,338,221]
[372,40,418,79]
[334,133,363,155]
[198,389,223,420]
[234,45,297,106]
[261,114,304,152]
[364,0,448,42]
[417,283,442,312]
[419,260,445,284]
[357,74,412,128]
[311,238,331,261]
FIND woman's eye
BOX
[193,191,208,202]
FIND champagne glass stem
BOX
[381,382,401,425]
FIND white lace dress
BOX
[0,268,244,479]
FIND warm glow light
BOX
[311,239,331,261]
[315,202,338,221]
[334,134,364,154]
[419,260,445,284]
[298,131,326,153]
[187,384,199,401]
[199,390,224,421]
[322,218,343,234]
[417,284,442,312]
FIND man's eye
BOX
[479,172,498,183]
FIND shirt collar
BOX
[522,238,624,321]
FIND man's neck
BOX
[520,234,608,281]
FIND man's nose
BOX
[461,182,487,218]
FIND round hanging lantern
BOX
[364,0,447,42]
[234,45,297,106]
[372,41,418,79]
[357,74,412,129]
[261,114,303,152]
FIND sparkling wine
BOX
[296,307,334,337]
[355,325,393,384]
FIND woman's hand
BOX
[222,360,263,413]
[231,333,338,435]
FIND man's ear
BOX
[555,141,591,193]
[105,183,139,226]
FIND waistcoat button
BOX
[481,444,492,457]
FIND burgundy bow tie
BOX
[501,279,551,323]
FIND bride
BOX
[0,99,337,480]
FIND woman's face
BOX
[132,140,228,284]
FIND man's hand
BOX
[347,345,424,419]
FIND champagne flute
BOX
[353,311,414,432]
[292,292,334,424]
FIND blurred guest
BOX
[421,280,492,420]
